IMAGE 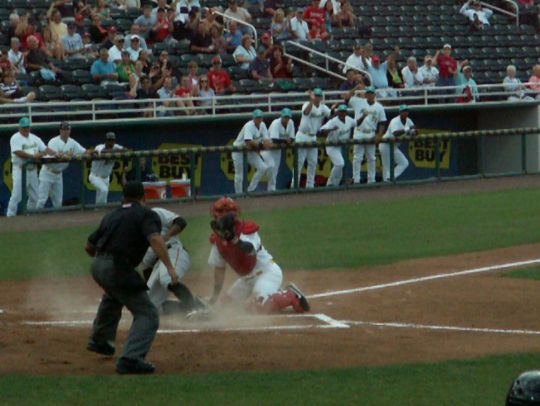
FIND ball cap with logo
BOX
[19,117,31,127]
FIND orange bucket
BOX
[170,179,191,198]
[142,181,167,200]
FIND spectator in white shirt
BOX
[401,56,423,88]
[343,44,370,74]
[224,0,252,35]
[108,35,125,64]
[460,0,493,26]
[233,35,257,70]
[503,65,534,101]
[418,55,439,87]
[134,5,156,39]
[290,8,310,40]
[62,22,85,59]
[8,37,25,74]
[124,25,149,51]
[127,35,143,62]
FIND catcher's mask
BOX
[507,370,540,405]
[211,197,240,220]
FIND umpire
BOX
[85,181,178,374]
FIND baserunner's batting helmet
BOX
[506,370,540,405]
[211,197,240,219]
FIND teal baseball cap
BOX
[19,117,31,127]
[365,86,376,94]
[399,104,409,112]
[337,104,348,112]
[313,88,323,97]
[281,108,292,117]
[252,109,264,118]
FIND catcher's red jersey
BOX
[210,220,260,276]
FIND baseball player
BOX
[379,104,417,182]
[141,207,208,316]
[208,197,310,314]
[6,117,57,217]
[352,86,386,184]
[260,108,295,192]
[89,132,125,205]
[295,88,331,188]
[36,122,88,209]
[232,109,274,194]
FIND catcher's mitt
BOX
[210,213,237,241]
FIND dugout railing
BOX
[16,127,540,215]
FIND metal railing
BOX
[15,127,540,215]
[479,0,519,26]
[207,7,258,48]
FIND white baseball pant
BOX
[6,165,39,217]
[89,173,110,205]
[325,146,345,186]
[260,149,281,192]
[227,260,283,302]
[232,151,274,194]
[353,131,377,184]
[145,242,191,311]
[379,143,409,182]
[37,167,63,209]
[296,146,318,188]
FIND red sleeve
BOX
[210,233,218,243]
[224,72,231,87]
[208,72,216,90]
[239,220,260,235]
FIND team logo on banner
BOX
[3,159,12,191]
[152,143,202,185]
[220,139,262,181]
[408,131,451,169]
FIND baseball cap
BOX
[67,21,76,28]
[19,117,31,127]
[131,35,140,41]
[365,86,376,94]
[108,26,118,34]
[114,34,124,42]
[337,104,348,112]
[463,64,472,71]
[313,88,323,97]
[75,14,84,22]
[123,181,145,199]
[296,7,303,13]
[399,104,409,112]
[262,32,271,40]
[281,108,292,117]
[443,43,452,49]
[105,131,116,140]
[212,55,222,64]
[372,55,380,62]
[60,121,71,129]
[252,109,263,118]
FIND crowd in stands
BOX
[0,0,538,111]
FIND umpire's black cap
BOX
[123,181,145,199]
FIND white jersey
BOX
[401,66,424,88]
[43,135,86,173]
[357,101,386,133]
[348,96,369,121]
[152,207,184,248]
[233,120,269,147]
[268,118,295,140]
[208,230,273,269]
[10,132,47,166]
[297,101,331,138]
[90,143,124,178]
[320,115,355,142]
[343,53,370,73]
[383,115,415,140]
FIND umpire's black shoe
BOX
[116,358,155,375]
[87,340,115,356]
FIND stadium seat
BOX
[37,85,63,101]
[116,19,133,32]
[60,84,84,100]
[81,83,108,99]
[72,70,92,85]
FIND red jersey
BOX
[154,17,171,42]
[175,87,191,97]
[210,220,260,276]
[436,54,457,78]
[208,69,232,94]
[303,6,326,27]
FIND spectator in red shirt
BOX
[151,8,174,44]
[208,55,236,95]
[175,75,196,115]
[308,22,329,40]
[270,46,293,79]
[434,43,458,92]
[303,0,326,29]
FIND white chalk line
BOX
[307,258,540,299]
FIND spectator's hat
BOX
[19,117,31,127]
[67,21,76,29]
[75,14,84,22]
[313,87,323,97]
[131,35,140,41]
[443,43,452,49]
[157,7,166,13]
[463,64,472,71]
[399,104,409,112]
[108,26,118,34]
[212,55,222,64]
[114,34,124,42]
[105,131,116,140]
[337,104,348,112]
[262,32,271,41]
[281,108,292,117]
[296,7,303,13]
[60,121,71,129]
[371,55,380,62]
[365,86,376,94]
[252,109,264,118]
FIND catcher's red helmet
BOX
[211,197,240,219]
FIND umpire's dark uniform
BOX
[86,182,162,374]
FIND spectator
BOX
[271,8,291,42]
[304,0,326,29]
[63,22,85,59]
[173,0,201,37]
[16,17,44,51]
[503,65,534,101]
[387,58,404,90]
[225,21,243,53]
[460,0,493,27]
[527,65,540,99]
[152,0,171,17]
[124,0,141,9]
[340,69,360,92]
[210,25,228,56]
[187,61,200,92]
[133,60,145,79]
[401,56,423,88]
[309,22,329,40]
[251,48,272,81]
[158,50,173,73]
[108,34,125,64]
[418,55,439,87]
[8,38,26,75]
[148,61,169,90]
[74,14,86,37]
[290,8,310,40]
[48,7,68,42]
[43,25,65,61]
[185,8,202,40]
[258,33,274,57]
[233,34,257,70]
[202,8,223,34]
[129,75,158,117]
[117,50,136,83]
[264,0,285,17]
[127,35,143,61]
[434,44,458,92]
[102,27,118,50]
[0,50,12,74]
[91,48,119,85]
[8,13,19,40]
[82,32,98,58]
[333,0,357,28]
[124,25,149,51]
[364,47,399,98]
[193,74,215,112]
[137,49,151,73]
[151,7,174,44]
[74,0,92,19]
[190,21,214,53]
[89,14,108,45]
[93,0,111,19]
[224,0,252,35]
[175,76,196,115]
[25,35,62,81]
[208,55,236,94]
[157,75,177,116]
[134,5,156,39]
[270,45,293,79]
[456,65,479,103]
[0,70,35,104]
[343,44,369,74]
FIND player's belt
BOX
[46,167,62,175]
[92,173,109,179]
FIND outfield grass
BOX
[2,352,535,405]
[1,188,540,280]
[503,267,540,281]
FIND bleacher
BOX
[0,0,538,103]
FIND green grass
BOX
[2,187,540,280]
[503,267,540,281]
[2,352,535,405]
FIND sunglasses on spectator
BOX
[200,79,208,82]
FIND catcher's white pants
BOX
[228,261,283,302]
[260,149,281,192]
[379,143,409,182]
[144,242,191,310]
[353,131,376,184]
[232,151,274,194]
[325,146,345,186]
[89,173,110,205]
[37,167,63,209]
[6,165,39,217]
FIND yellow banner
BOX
[408,135,451,169]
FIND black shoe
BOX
[116,358,155,375]
[287,283,311,312]
[87,340,115,356]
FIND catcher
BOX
[206,197,310,314]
